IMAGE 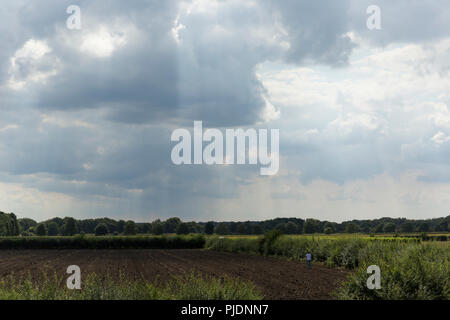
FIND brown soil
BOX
[0,249,349,300]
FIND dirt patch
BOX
[0,249,349,299]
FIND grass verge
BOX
[0,272,263,300]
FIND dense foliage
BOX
[35,224,47,236]
[0,272,262,300]
[0,212,20,236]
[337,242,449,299]
[94,223,109,236]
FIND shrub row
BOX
[0,235,206,250]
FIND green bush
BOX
[258,230,283,255]
[214,223,229,235]
[204,222,215,235]
[62,218,76,236]
[47,222,59,236]
[35,224,47,236]
[206,236,260,254]
[94,223,109,236]
[176,223,190,235]
[123,221,137,235]
[152,223,164,235]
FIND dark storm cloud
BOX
[263,0,355,66]
[2,0,361,127]
[10,0,180,124]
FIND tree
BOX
[164,217,181,234]
[9,213,20,236]
[418,222,429,232]
[204,222,215,235]
[176,223,190,235]
[236,223,248,235]
[345,223,359,234]
[400,222,414,233]
[18,218,37,233]
[324,222,336,234]
[274,223,286,233]
[285,222,298,234]
[303,219,321,234]
[140,223,151,234]
[374,223,384,233]
[123,221,137,235]
[62,217,77,236]
[252,224,264,235]
[152,221,164,235]
[35,224,47,236]
[359,222,371,233]
[215,223,229,235]
[186,222,200,233]
[0,212,20,236]
[436,220,448,232]
[47,222,59,236]
[94,223,109,236]
[383,222,396,233]
[117,220,126,233]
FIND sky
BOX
[1,0,450,222]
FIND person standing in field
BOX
[306,252,312,269]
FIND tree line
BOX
[0,212,446,236]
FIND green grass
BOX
[214,233,448,241]
[0,272,263,300]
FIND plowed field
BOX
[0,249,348,299]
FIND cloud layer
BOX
[1,0,450,222]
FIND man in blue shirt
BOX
[306,252,312,268]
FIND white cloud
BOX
[41,114,94,129]
[260,95,280,122]
[328,113,381,136]
[8,39,60,89]
[171,15,186,44]
[0,124,19,132]
[79,26,127,58]
[12,39,51,60]
[431,131,450,145]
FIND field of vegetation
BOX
[206,233,450,300]
[0,272,262,300]
[218,233,448,242]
